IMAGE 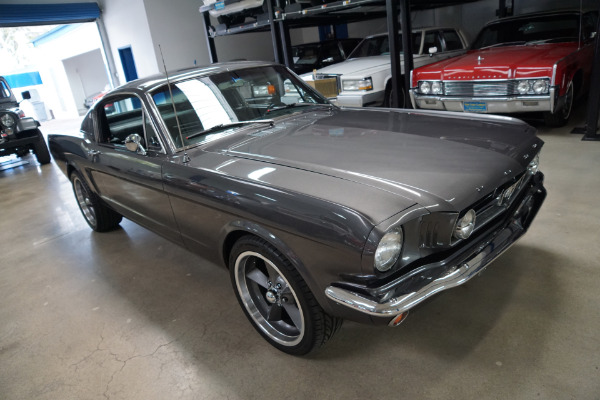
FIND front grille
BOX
[309,74,340,98]
[444,81,517,97]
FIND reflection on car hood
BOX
[203,109,542,212]
[309,56,394,76]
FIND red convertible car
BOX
[410,11,598,126]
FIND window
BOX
[423,31,442,53]
[98,95,160,151]
[442,30,463,51]
[0,80,11,98]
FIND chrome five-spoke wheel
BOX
[73,175,97,227]
[70,171,122,232]
[235,251,305,346]
[229,236,342,355]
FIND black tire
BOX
[383,80,407,108]
[544,81,573,127]
[32,130,51,165]
[229,235,343,355]
[70,171,122,232]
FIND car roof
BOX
[364,27,456,39]
[484,9,591,26]
[112,60,278,94]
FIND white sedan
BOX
[301,28,468,108]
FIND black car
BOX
[0,76,50,165]
[291,38,361,75]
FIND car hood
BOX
[415,43,578,80]
[309,56,393,76]
[201,108,542,213]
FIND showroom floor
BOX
[1,107,599,400]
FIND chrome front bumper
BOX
[325,172,546,326]
[409,87,556,114]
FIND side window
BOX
[98,95,160,151]
[412,32,423,54]
[423,31,442,53]
[0,80,11,98]
[442,30,464,51]
[321,42,343,63]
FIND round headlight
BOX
[528,153,540,175]
[374,230,403,272]
[419,81,431,94]
[431,81,442,94]
[1,113,15,128]
[454,209,476,240]
[517,81,531,95]
[532,80,548,94]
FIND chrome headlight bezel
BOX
[374,229,404,272]
[453,209,476,240]
[417,80,442,95]
[342,77,373,92]
[1,113,16,128]
[516,79,550,95]
[527,153,540,175]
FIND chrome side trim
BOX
[325,228,519,325]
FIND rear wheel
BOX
[544,81,573,127]
[229,236,342,355]
[71,171,122,232]
[32,130,51,165]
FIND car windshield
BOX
[293,44,320,66]
[348,33,422,58]
[471,14,581,50]
[151,65,329,149]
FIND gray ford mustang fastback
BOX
[49,61,546,355]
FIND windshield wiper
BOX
[266,103,322,113]
[478,41,527,50]
[186,119,274,140]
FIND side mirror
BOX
[428,47,438,56]
[21,91,31,100]
[125,133,146,155]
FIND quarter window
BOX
[98,95,160,151]
[442,30,463,51]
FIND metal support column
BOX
[266,0,281,63]
[201,12,218,63]
[386,0,401,107]
[399,0,414,108]
[581,12,600,141]
[279,20,293,68]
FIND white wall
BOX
[63,49,108,115]
[33,23,106,119]
[98,0,158,84]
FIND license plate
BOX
[463,101,487,113]
[215,1,225,10]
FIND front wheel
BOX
[71,171,122,232]
[383,81,407,108]
[229,236,342,355]
[544,81,573,127]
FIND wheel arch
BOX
[221,221,304,274]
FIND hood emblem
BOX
[477,56,484,64]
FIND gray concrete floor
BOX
[1,108,599,400]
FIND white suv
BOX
[301,28,468,107]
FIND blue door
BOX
[118,46,138,82]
